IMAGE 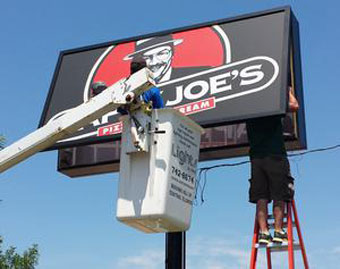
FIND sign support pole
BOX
[165,232,186,269]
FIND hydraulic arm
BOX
[0,68,154,173]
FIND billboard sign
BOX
[38,6,306,177]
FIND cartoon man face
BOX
[141,45,173,83]
[123,36,182,83]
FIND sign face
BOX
[39,6,306,177]
[40,7,290,147]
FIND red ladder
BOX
[249,199,309,269]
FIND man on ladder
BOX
[246,86,299,244]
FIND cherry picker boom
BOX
[0,68,155,173]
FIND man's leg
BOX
[273,200,285,231]
[250,158,269,232]
[266,156,293,243]
[273,200,288,242]
[257,199,269,232]
[249,158,272,244]
[256,199,272,244]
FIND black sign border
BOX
[39,6,305,154]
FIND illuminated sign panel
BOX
[38,6,306,177]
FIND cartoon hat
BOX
[123,35,183,60]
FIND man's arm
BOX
[288,87,299,112]
[143,87,164,109]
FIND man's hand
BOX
[288,87,299,112]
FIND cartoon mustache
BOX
[148,63,165,72]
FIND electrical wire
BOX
[197,143,340,173]
[194,143,340,205]
[288,144,340,157]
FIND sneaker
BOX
[273,230,288,243]
[258,231,272,245]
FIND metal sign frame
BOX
[50,6,306,177]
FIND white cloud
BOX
[188,236,246,255]
[115,236,251,269]
[114,235,295,269]
[332,246,340,254]
[117,249,163,269]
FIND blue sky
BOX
[1,0,340,268]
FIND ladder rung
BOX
[255,241,301,252]
[268,213,288,220]
[267,222,296,229]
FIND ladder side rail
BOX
[287,202,295,269]
[250,215,259,269]
[266,247,272,269]
[292,200,309,268]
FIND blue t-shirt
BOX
[117,87,164,115]
[141,87,164,109]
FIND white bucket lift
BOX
[117,108,204,233]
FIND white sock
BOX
[275,229,285,234]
